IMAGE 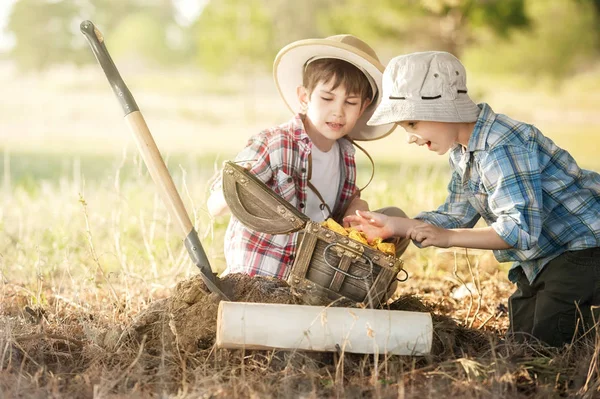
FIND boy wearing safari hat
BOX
[345,51,600,347]
[208,35,409,279]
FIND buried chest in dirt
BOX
[221,161,406,307]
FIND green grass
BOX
[0,148,496,290]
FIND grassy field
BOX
[1,62,600,397]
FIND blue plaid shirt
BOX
[415,103,600,283]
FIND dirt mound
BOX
[125,274,302,353]
[122,273,490,357]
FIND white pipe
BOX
[216,301,433,356]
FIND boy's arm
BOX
[414,169,481,229]
[414,141,545,251]
[343,210,426,240]
[207,135,274,218]
[346,211,512,250]
[207,186,228,217]
[480,144,543,251]
[407,224,511,250]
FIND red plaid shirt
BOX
[212,114,359,279]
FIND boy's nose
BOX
[407,134,427,146]
[333,102,345,117]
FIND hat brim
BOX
[274,39,396,141]
[368,97,482,126]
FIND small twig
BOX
[139,208,159,280]
[100,335,147,396]
[179,164,198,232]
[465,249,482,329]
[14,333,84,348]
[478,313,495,330]
[79,194,120,305]
[54,294,88,311]
[580,306,600,394]
[453,250,473,326]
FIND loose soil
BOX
[125,274,492,358]
[2,274,597,398]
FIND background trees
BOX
[3,0,599,79]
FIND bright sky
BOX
[0,0,16,51]
[0,0,206,52]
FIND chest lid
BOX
[222,161,309,234]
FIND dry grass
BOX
[1,158,599,398]
[2,272,599,398]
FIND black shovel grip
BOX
[80,20,139,116]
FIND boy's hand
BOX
[406,224,452,248]
[342,197,369,228]
[343,210,395,241]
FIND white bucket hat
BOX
[273,35,396,141]
[367,51,481,126]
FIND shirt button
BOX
[299,203,305,208]
[287,177,293,183]
[289,254,295,261]
[301,168,306,173]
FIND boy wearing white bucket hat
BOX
[208,35,409,280]
[345,51,600,347]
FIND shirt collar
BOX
[465,103,496,153]
[291,114,312,146]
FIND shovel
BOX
[80,20,230,301]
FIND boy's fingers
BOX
[343,215,358,224]
[355,210,367,217]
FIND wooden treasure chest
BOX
[222,161,406,306]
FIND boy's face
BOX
[297,78,370,150]
[398,121,461,155]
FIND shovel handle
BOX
[80,20,192,236]
[80,20,139,116]
[80,20,230,300]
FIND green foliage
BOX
[191,0,276,74]
[7,0,179,71]
[107,12,175,66]
[465,0,530,36]
[7,0,86,71]
[463,0,599,81]
[321,0,530,55]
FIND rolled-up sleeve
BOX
[482,144,543,250]
[233,135,273,183]
[209,135,274,195]
[415,170,481,229]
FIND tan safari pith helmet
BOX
[273,35,396,141]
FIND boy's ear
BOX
[296,86,309,111]
[359,97,372,115]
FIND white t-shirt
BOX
[305,142,341,221]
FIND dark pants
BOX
[508,247,600,347]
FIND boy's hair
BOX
[303,58,373,105]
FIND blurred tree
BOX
[268,0,336,48]
[575,0,600,51]
[320,0,530,56]
[191,0,276,121]
[191,0,275,74]
[107,12,175,66]
[7,0,180,71]
[464,0,599,81]
[190,0,337,73]
[89,0,184,65]
[7,0,85,70]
